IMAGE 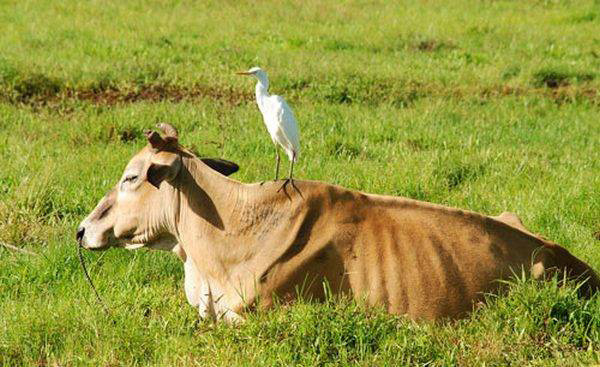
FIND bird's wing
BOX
[270,95,300,159]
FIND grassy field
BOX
[1,0,599,365]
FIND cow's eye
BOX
[123,174,138,183]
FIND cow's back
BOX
[332,195,598,320]
[254,183,598,320]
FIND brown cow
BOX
[77,124,599,322]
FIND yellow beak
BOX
[236,71,251,75]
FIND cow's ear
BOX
[146,164,170,189]
[201,158,239,176]
[146,157,181,189]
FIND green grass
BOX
[1,0,599,365]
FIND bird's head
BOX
[236,67,268,86]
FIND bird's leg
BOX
[274,149,281,181]
[261,149,281,186]
[277,153,302,198]
[288,158,301,195]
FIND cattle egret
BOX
[236,67,300,191]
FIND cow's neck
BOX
[173,155,304,308]
[174,156,268,266]
[175,156,238,231]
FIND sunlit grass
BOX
[1,0,599,365]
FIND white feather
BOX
[249,68,300,163]
[265,95,300,162]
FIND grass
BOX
[0,0,599,365]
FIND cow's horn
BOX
[157,123,178,140]
[145,130,165,150]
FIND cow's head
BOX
[77,123,238,251]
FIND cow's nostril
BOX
[76,227,85,243]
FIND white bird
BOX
[237,67,300,191]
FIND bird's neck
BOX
[255,77,270,108]
[255,80,269,99]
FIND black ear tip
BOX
[227,162,240,174]
[201,158,240,176]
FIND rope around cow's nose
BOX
[77,242,110,315]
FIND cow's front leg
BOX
[183,259,244,323]
[183,258,216,320]
[217,307,244,324]
[198,282,218,321]
[203,287,245,324]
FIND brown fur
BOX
[78,128,599,321]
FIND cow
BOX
[77,123,599,322]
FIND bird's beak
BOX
[236,71,251,75]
